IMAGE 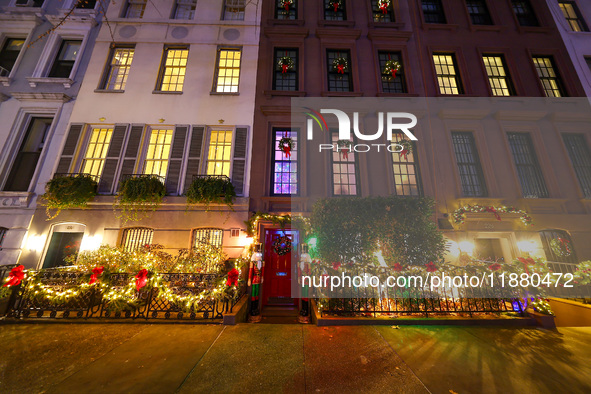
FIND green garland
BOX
[383,59,400,78]
[452,204,533,226]
[332,57,348,73]
[41,174,97,219]
[277,56,295,73]
[115,175,166,223]
[186,176,236,211]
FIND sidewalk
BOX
[0,323,590,393]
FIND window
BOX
[48,40,81,78]
[0,38,25,77]
[157,47,188,92]
[482,55,515,96]
[102,46,134,90]
[173,0,196,20]
[452,132,487,197]
[121,227,153,251]
[222,0,245,21]
[273,48,298,91]
[421,0,446,24]
[331,132,358,196]
[124,0,146,18]
[271,129,298,195]
[465,0,492,25]
[507,132,548,198]
[562,133,591,198]
[14,0,44,6]
[391,133,422,196]
[213,48,241,93]
[558,1,588,32]
[206,130,233,177]
[193,228,223,249]
[275,0,296,20]
[433,53,463,95]
[378,51,406,93]
[76,0,96,9]
[511,0,538,27]
[144,129,173,179]
[540,229,577,264]
[3,117,53,192]
[324,0,346,21]
[0,227,7,251]
[371,0,394,22]
[81,127,113,178]
[327,50,352,92]
[586,57,591,72]
[532,56,566,97]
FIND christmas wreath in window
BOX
[337,139,353,160]
[383,60,401,79]
[378,0,390,14]
[332,57,348,74]
[277,56,295,74]
[280,0,293,11]
[273,235,292,256]
[279,136,294,158]
[329,0,342,12]
[550,237,572,257]
[395,139,413,160]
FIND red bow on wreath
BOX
[333,2,339,12]
[341,147,349,160]
[135,269,149,291]
[3,265,25,287]
[282,64,289,73]
[380,3,388,14]
[559,238,571,253]
[400,148,409,160]
[282,143,291,158]
[485,206,502,221]
[337,64,345,74]
[89,266,104,285]
[226,268,240,287]
[391,69,398,78]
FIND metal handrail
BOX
[120,174,165,183]
[192,174,231,182]
[53,173,101,184]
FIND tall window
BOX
[48,40,81,78]
[433,53,463,95]
[391,133,421,196]
[421,0,446,24]
[213,48,241,93]
[482,55,514,96]
[539,229,577,264]
[102,46,134,90]
[273,48,298,91]
[532,56,566,97]
[558,1,588,32]
[0,227,7,251]
[124,0,146,18]
[562,133,591,198]
[15,0,44,6]
[193,228,223,249]
[466,0,492,25]
[327,50,352,92]
[331,132,358,196]
[511,0,538,27]
[77,0,96,9]
[451,132,487,197]
[173,0,196,20]
[0,38,25,76]
[586,57,591,73]
[272,129,298,195]
[507,132,548,198]
[324,0,346,20]
[81,127,113,177]
[275,0,296,20]
[144,129,173,179]
[157,47,188,92]
[222,0,245,20]
[372,0,394,22]
[378,51,406,93]
[121,227,153,251]
[206,130,233,177]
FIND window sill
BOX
[517,26,552,34]
[264,90,306,97]
[267,19,305,26]
[0,76,11,87]
[318,20,355,28]
[469,24,503,33]
[152,90,183,95]
[368,21,405,29]
[94,89,125,93]
[210,91,240,96]
[376,92,420,97]
[27,77,73,89]
[423,23,459,32]
[0,191,33,209]
[321,91,364,97]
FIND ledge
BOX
[260,105,291,116]
[264,90,306,98]
[152,90,183,95]
[367,29,412,41]
[321,91,364,97]
[263,26,309,38]
[316,27,361,39]
[368,21,405,29]
[0,76,12,87]
[27,77,73,89]
[0,192,33,209]
[0,92,10,102]
[518,26,552,35]
[266,18,305,27]
[9,92,72,102]
[376,92,420,98]
[209,92,240,96]
[469,24,503,33]
[423,23,459,32]
[94,89,125,93]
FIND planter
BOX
[527,310,556,329]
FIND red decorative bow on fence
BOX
[135,269,149,291]
[89,266,104,285]
[226,268,240,287]
[3,265,25,287]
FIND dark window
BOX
[48,39,81,78]
[271,129,298,195]
[378,51,407,93]
[371,0,394,22]
[507,132,548,198]
[223,0,245,20]
[511,0,539,27]
[15,0,44,6]
[324,0,346,21]
[327,50,352,92]
[192,228,223,249]
[482,54,515,96]
[121,227,153,251]
[0,38,25,76]
[275,0,297,20]
[586,57,591,72]
[559,1,588,31]
[540,229,577,264]
[562,133,591,198]
[532,56,566,97]
[42,231,83,269]
[331,132,358,196]
[452,132,487,197]
[76,0,96,9]
[0,227,7,250]
[421,0,446,24]
[391,133,422,196]
[3,117,53,192]
[466,0,492,25]
[433,53,463,94]
[273,48,298,91]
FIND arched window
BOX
[121,227,153,251]
[539,229,577,265]
[0,227,7,250]
[192,228,223,249]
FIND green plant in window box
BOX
[115,175,166,223]
[41,174,98,219]
[186,176,236,211]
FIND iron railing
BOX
[53,173,101,184]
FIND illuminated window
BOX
[222,0,245,20]
[331,132,358,196]
[532,56,566,97]
[0,38,25,76]
[102,46,134,90]
[144,129,173,179]
[391,133,422,196]
[275,0,296,20]
[558,1,588,32]
[124,0,147,18]
[157,47,188,92]
[121,227,153,251]
[48,40,81,78]
[482,55,514,96]
[271,129,298,195]
[511,0,538,27]
[433,53,463,95]
[81,127,113,177]
[174,0,197,20]
[452,132,487,197]
[507,132,548,198]
[540,229,577,264]
[466,0,492,25]
[206,130,233,177]
[422,0,446,24]
[193,228,223,249]
[213,48,241,93]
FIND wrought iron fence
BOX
[0,264,17,284]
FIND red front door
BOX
[263,229,297,305]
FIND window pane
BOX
[562,133,591,198]
[144,129,174,179]
[391,133,422,196]
[81,127,114,177]
[104,47,134,90]
[193,228,223,249]
[432,53,462,95]
[540,229,578,264]
[324,0,346,21]
[223,0,245,20]
[331,132,358,195]
[507,132,548,198]
[276,0,297,20]
[558,1,588,31]
[378,51,406,93]
[214,49,241,93]
[121,227,153,251]
[532,56,565,97]
[422,0,446,24]
[159,48,188,92]
[451,132,487,197]
[371,0,393,22]
[511,0,539,26]
[174,0,197,20]
[327,50,352,92]
[273,48,298,91]
[0,38,25,75]
[482,55,514,96]
[125,0,147,18]
[48,40,82,78]
[206,130,233,177]
[272,130,298,195]
[466,0,492,25]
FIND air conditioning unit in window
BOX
[15,0,35,6]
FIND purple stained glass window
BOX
[272,130,298,195]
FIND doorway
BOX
[263,229,298,306]
[42,224,85,269]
